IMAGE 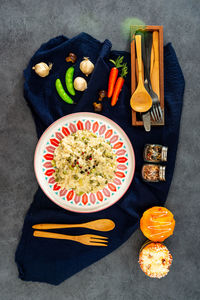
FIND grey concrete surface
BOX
[0,0,200,299]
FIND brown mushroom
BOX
[65,53,77,63]
[98,90,107,101]
[93,102,103,112]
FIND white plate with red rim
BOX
[34,112,135,213]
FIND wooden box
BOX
[130,25,164,126]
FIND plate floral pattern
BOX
[34,113,135,213]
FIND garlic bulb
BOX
[32,62,52,77]
[80,57,94,76]
[74,77,87,91]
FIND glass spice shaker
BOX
[142,164,166,182]
[143,144,168,163]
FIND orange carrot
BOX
[111,63,128,106]
[108,56,124,98]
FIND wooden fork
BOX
[33,231,108,246]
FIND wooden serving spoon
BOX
[32,219,115,232]
[130,35,152,112]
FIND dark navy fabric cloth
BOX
[15,33,185,285]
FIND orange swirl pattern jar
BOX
[140,207,175,242]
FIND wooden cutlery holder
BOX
[131,25,164,126]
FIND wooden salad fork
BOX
[33,231,108,246]
[32,219,115,232]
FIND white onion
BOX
[80,57,94,76]
[74,77,87,91]
[32,62,52,77]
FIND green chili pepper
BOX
[55,79,74,104]
[65,67,76,96]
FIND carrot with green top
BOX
[107,56,124,98]
[111,63,128,106]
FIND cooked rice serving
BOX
[52,130,117,195]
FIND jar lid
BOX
[161,147,168,162]
[159,166,166,181]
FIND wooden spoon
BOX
[32,219,115,232]
[130,35,152,112]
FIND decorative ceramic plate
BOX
[34,112,135,213]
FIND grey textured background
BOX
[0,0,200,299]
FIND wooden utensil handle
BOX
[135,35,142,79]
[32,224,79,230]
[153,31,159,62]
[151,31,160,98]
[136,58,144,83]
[33,230,77,241]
